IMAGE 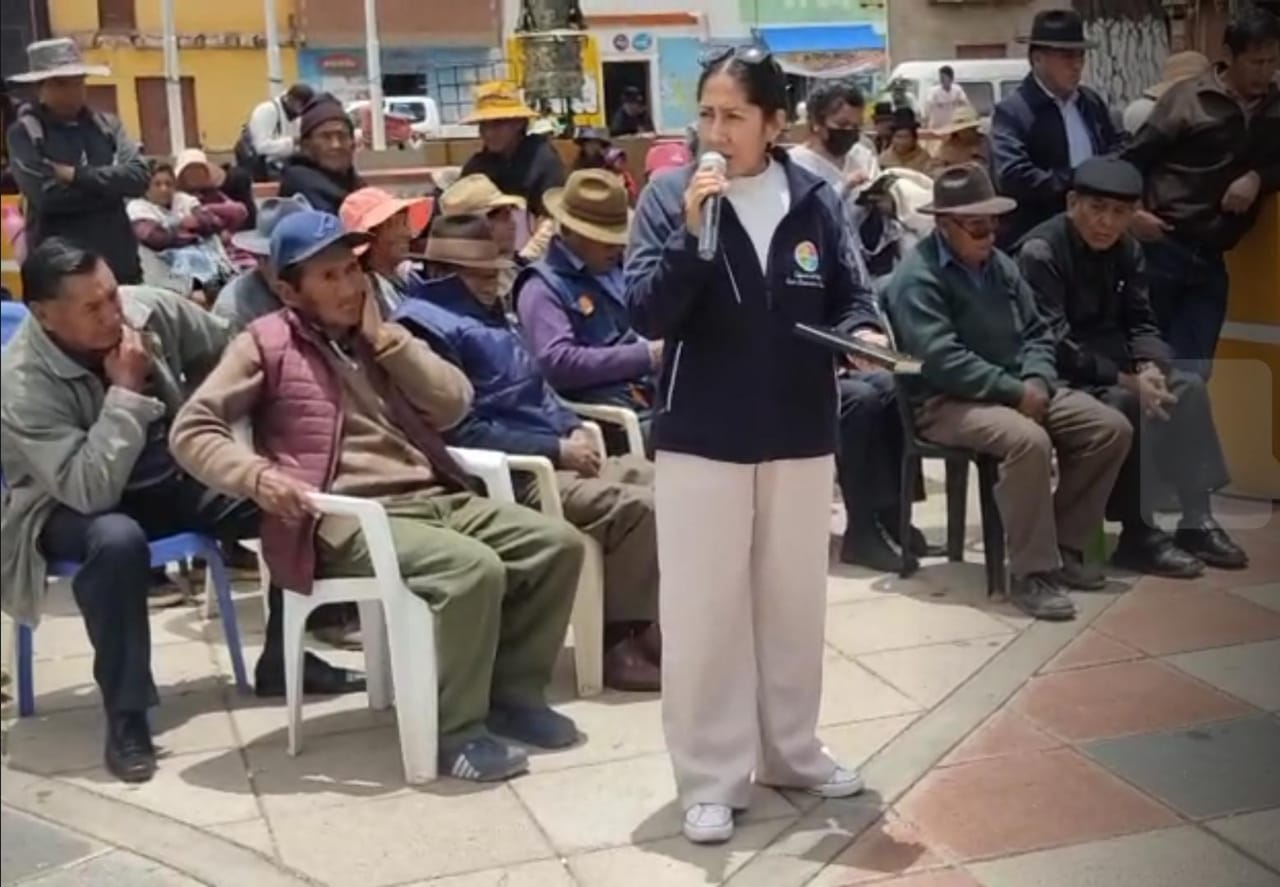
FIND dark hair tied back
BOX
[696,46,788,117]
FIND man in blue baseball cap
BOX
[171,210,586,782]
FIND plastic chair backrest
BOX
[1,300,28,348]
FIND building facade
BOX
[885,0,1060,63]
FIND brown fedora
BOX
[920,164,1017,216]
[543,169,632,246]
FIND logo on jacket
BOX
[794,241,820,273]
[577,294,596,316]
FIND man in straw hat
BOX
[5,38,149,284]
[513,169,657,451]
[460,81,566,219]
[886,164,1132,622]
[1121,51,1210,135]
[991,8,1121,248]
[932,106,990,171]
[1017,156,1246,579]
[438,173,530,297]
[172,209,586,781]
[396,213,662,692]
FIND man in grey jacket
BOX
[0,239,363,785]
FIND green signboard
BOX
[740,0,887,26]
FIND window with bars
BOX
[98,0,136,32]
[431,59,514,124]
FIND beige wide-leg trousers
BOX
[656,452,838,809]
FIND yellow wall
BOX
[50,0,299,153]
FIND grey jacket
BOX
[0,287,229,625]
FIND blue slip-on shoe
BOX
[487,703,580,750]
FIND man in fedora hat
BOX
[887,164,1132,622]
[933,106,990,171]
[5,38,149,284]
[437,174,530,299]
[1123,10,1280,380]
[991,8,1121,249]
[395,213,662,692]
[1017,156,1246,579]
[173,209,586,781]
[460,82,566,219]
[211,195,310,333]
[512,169,657,452]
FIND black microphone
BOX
[696,151,726,261]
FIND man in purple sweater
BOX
[513,170,657,454]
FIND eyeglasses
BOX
[948,216,1000,239]
[698,44,774,69]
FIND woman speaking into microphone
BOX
[625,46,888,844]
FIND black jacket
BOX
[1017,214,1171,387]
[625,151,880,463]
[460,135,565,217]
[278,155,363,215]
[5,104,148,283]
[991,75,1121,249]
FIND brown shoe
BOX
[637,622,662,667]
[603,636,661,692]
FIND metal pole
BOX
[160,0,187,153]
[364,0,387,150]
[264,0,284,98]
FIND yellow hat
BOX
[463,81,537,124]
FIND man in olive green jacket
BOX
[0,238,360,785]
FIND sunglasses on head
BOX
[698,44,774,69]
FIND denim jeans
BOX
[1142,237,1229,381]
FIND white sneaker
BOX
[807,765,865,799]
[683,803,735,844]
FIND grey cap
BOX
[1071,156,1143,201]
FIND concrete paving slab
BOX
[406,859,578,886]
[1205,809,1280,872]
[1083,715,1280,819]
[1,807,102,885]
[968,825,1280,887]
[819,649,923,727]
[826,595,1014,658]
[19,850,205,887]
[1230,582,1280,614]
[1166,640,1280,711]
[856,637,1011,708]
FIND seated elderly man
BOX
[396,214,661,692]
[0,239,361,785]
[170,209,586,782]
[511,170,658,454]
[436,174,528,303]
[1017,157,1246,577]
[887,166,1132,621]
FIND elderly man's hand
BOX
[254,469,319,523]
[1221,171,1261,215]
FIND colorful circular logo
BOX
[794,241,819,273]
[633,33,653,52]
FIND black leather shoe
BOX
[840,527,903,573]
[1056,547,1108,590]
[1175,522,1249,570]
[1112,529,1205,578]
[878,513,944,558]
[1009,574,1077,621]
[254,651,367,698]
[105,712,156,784]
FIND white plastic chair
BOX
[506,422,608,697]
[563,402,646,457]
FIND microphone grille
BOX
[698,151,727,174]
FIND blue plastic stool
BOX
[16,532,249,717]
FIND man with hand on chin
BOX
[170,210,585,783]
[1018,157,1246,578]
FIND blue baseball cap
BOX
[269,209,371,270]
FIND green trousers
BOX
[316,492,584,744]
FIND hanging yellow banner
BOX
[506,33,605,129]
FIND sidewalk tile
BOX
[895,747,1177,861]
[1082,715,1280,819]
[1012,660,1253,741]
[207,818,277,858]
[806,812,949,885]
[0,807,104,883]
[1092,585,1280,655]
[850,872,983,887]
[566,819,791,887]
[1166,640,1280,711]
[404,860,577,887]
[526,694,667,774]
[856,636,1010,708]
[819,715,921,772]
[819,650,922,727]
[1041,629,1143,674]
[1230,582,1280,614]
[59,747,259,827]
[968,825,1280,887]
[271,786,553,886]
[25,642,222,715]
[826,596,1013,658]
[227,686,396,749]
[1205,809,1280,871]
[22,849,205,886]
[939,710,1062,767]
[511,752,794,854]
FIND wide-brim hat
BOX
[574,125,611,144]
[421,236,516,271]
[543,169,632,246]
[1146,51,1211,99]
[439,174,527,217]
[232,195,312,257]
[8,38,110,83]
[463,81,537,124]
[1017,9,1098,50]
[933,107,985,137]
[920,164,1017,216]
[174,148,226,190]
[340,187,433,243]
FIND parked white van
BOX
[889,59,1030,118]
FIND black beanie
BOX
[299,95,351,139]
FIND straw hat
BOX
[463,82,537,124]
[174,148,226,189]
[438,174,527,217]
[1146,51,1211,99]
[542,169,632,246]
[7,38,110,83]
[933,106,984,137]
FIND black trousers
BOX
[39,474,261,716]
[837,370,908,533]
[1089,369,1230,529]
